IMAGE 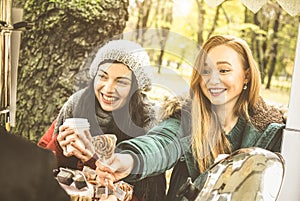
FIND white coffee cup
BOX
[63,118,90,153]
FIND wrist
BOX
[84,153,99,170]
[124,153,134,173]
[120,151,142,181]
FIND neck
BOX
[214,104,239,135]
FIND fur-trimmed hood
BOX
[158,96,285,131]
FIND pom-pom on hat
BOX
[89,40,152,91]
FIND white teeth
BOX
[103,94,117,102]
[209,88,224,93]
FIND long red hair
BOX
[190,35,261,172]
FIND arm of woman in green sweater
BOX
[95,118,184,189]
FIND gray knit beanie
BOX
[89,40,152,91]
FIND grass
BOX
[260,84,291,108]
[260,76,292,108]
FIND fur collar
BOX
[158,96,285,131]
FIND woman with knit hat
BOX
[38,40,166,201]
[95,35,286,201]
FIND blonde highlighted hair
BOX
[190,35,261,172]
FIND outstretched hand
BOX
[95,153,134,190]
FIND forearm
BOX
[118,118,183,181]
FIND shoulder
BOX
[245,121,284,151]
[248,121,284,135]
[55,88,88,133]
[263,122,285,135]
[64,87,89,109]
[58,88,87,115]
[66,88,87,106]
[0,131,69,201]
[249,96,285,131]
[0,132,54,164]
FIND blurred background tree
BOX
[12,0,129,141]
[10,0,298,141]
[126,0,297,81]
[125,0,297,104]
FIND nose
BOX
[209,70,221,84]
[102,79,116,93]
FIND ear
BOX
[244,69,250,83]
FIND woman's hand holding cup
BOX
[57,118,94,162]
[57,124,77,157]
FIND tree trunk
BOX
[251,12,270,84]
[195,0,205,45]
[207,5,221,39]
[154,0,173,73]
[266,10,281,89]
[13,0,129,141]
[135,0,152,43]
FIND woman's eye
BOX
[201,69,211,75]
[99,74,108,80]
[220,69,230,73]
[117,80,131,86]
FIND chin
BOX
[102,107,114,112]
[101,102,124,112]
[100,102,115,112]
[210,100,226,106]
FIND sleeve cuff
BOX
[120,150,143,181]
[54,137,64,153]
[84,153,99,170]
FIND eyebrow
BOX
[99,70,132,81]
[216,61,232,66]
[204,61,232,66]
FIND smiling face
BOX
[94,62,132,112]
[200,45,249,110]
